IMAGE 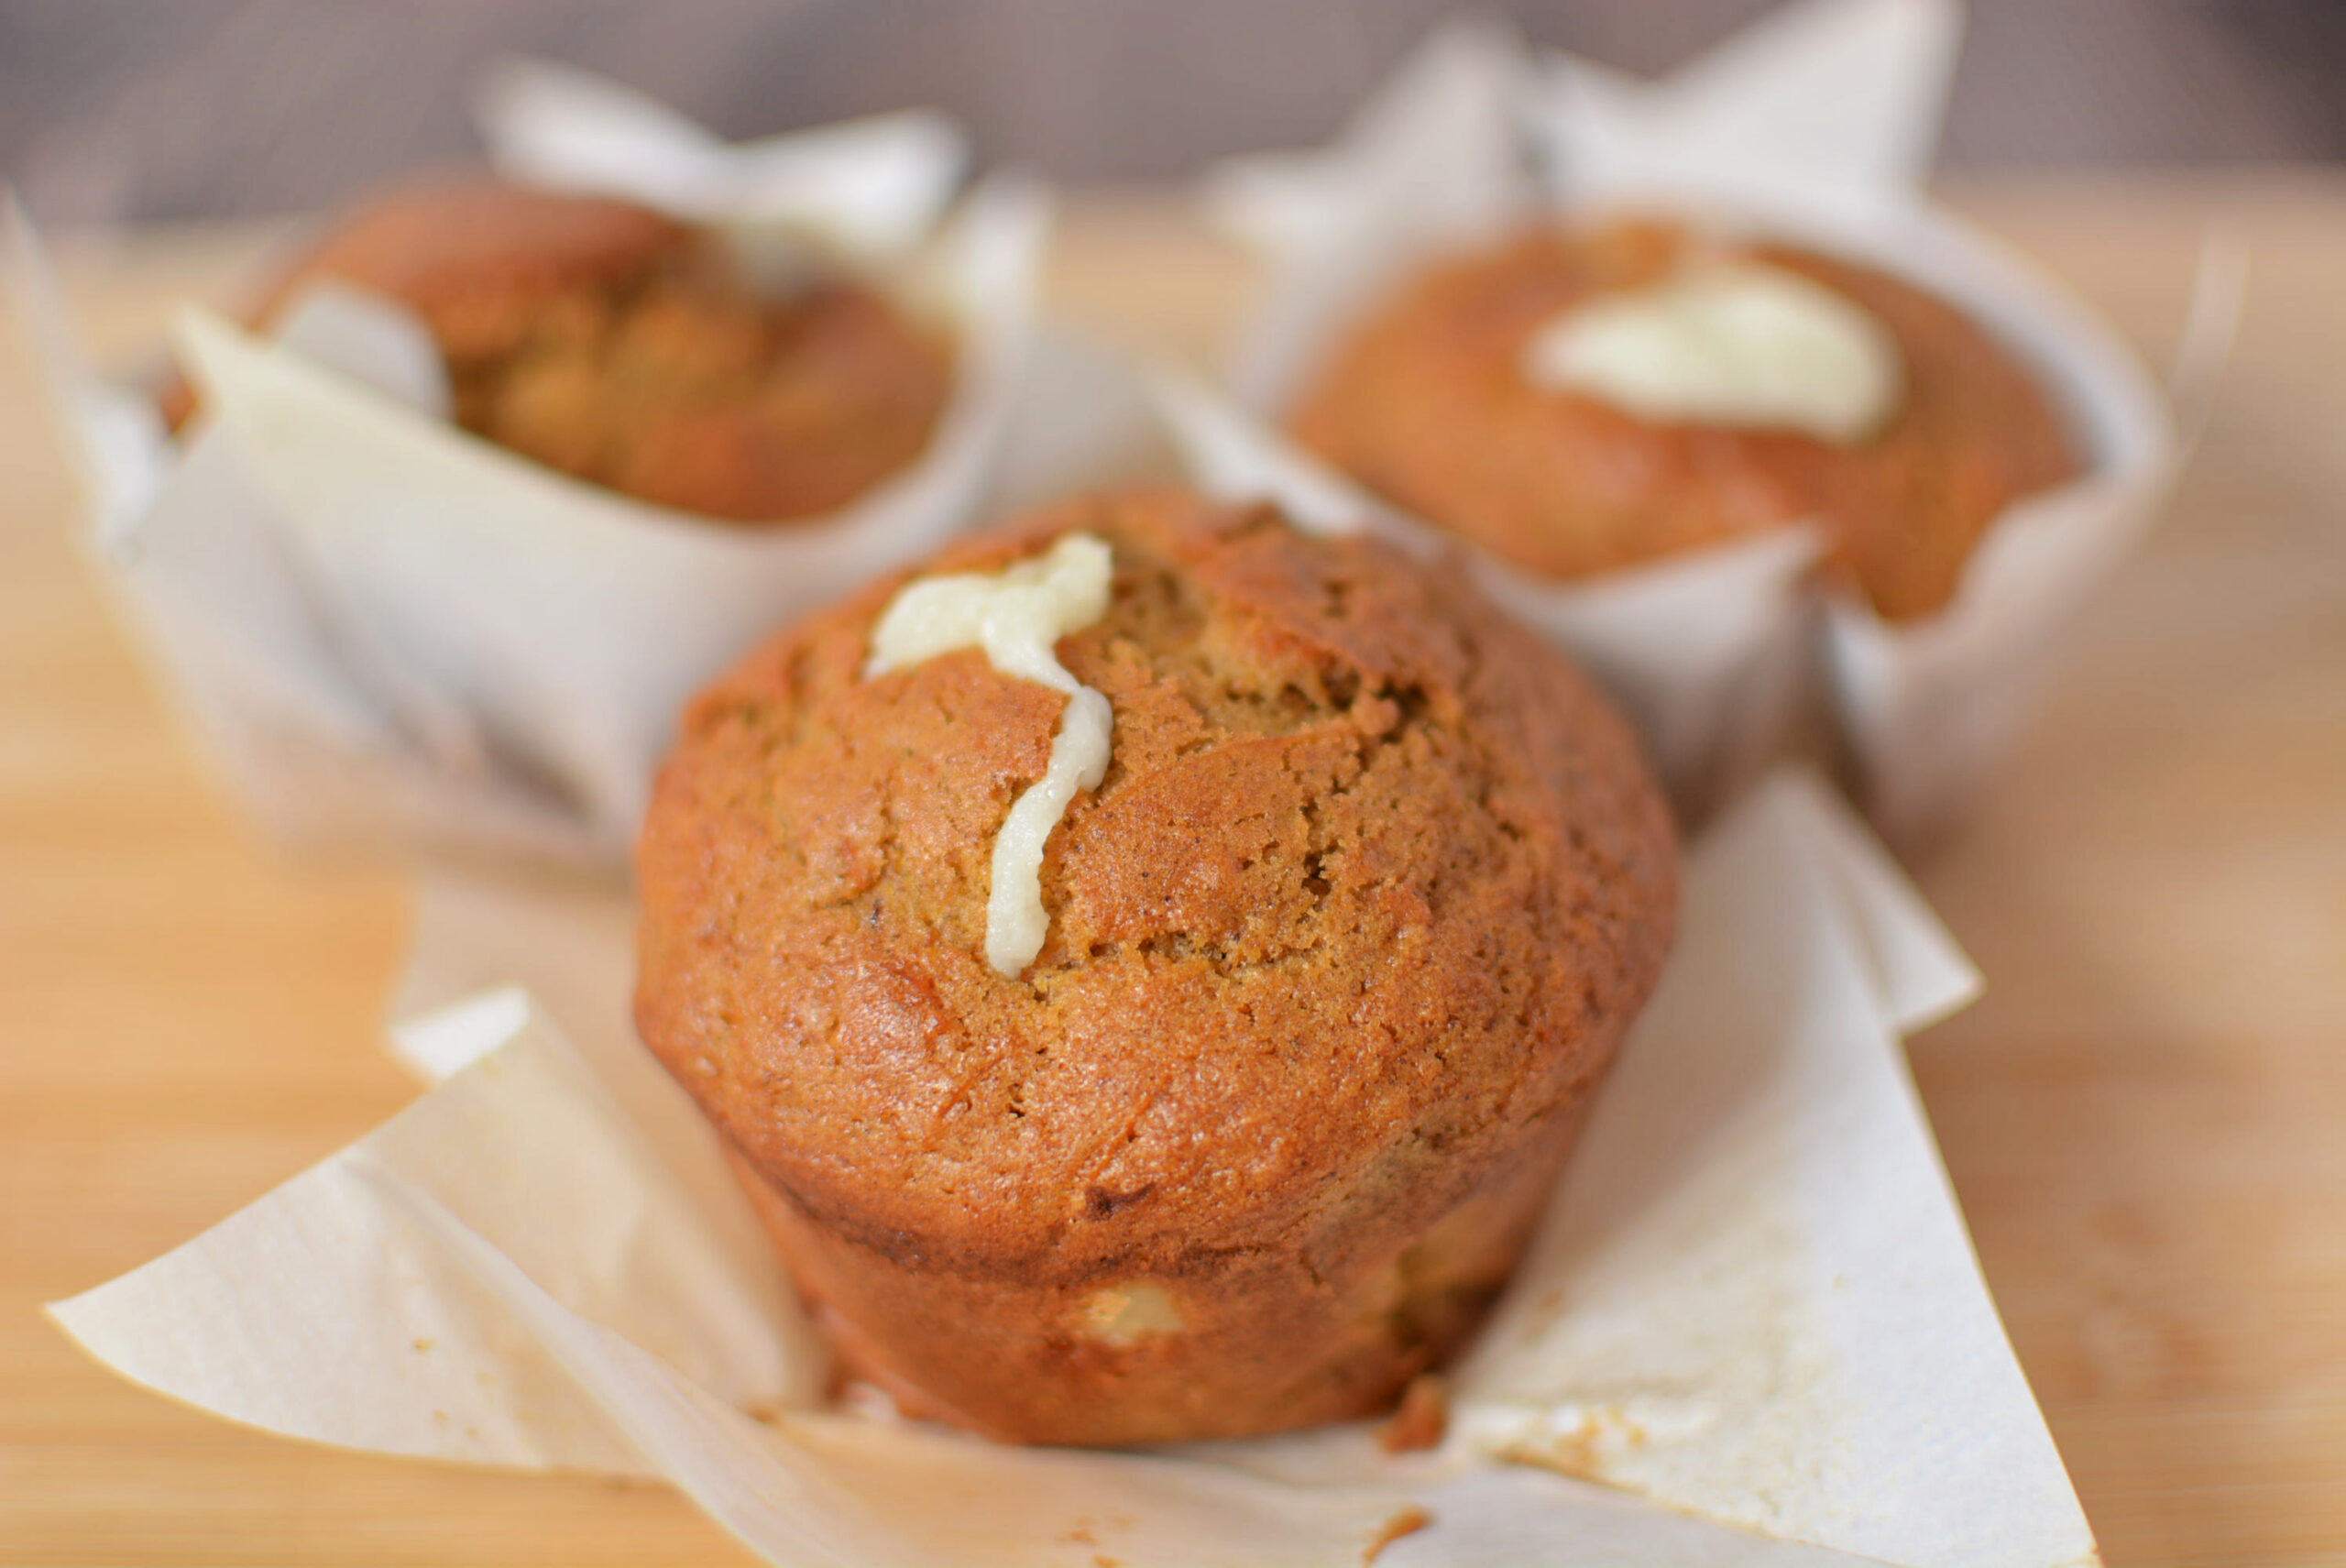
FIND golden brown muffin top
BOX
[166,176,956,523]
[635,490,1677,1283]
[1288,218,2082,620]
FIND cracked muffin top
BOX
[164,177,957,523]
[635,488,1676,1276]
[1288,217,2081,622]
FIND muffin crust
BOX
[636,489,1678,1443]
[1289,218,2081,620]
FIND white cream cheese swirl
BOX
[866,532,1113,977]
[1522,258,1903,444]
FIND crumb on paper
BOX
[1376,1374,1449,1453]
[1057,1520,1124,1568]
[1494,1404,1650,1484]
[1059,1512,1135,1561]
[1364,1506,1432,1563]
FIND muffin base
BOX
[725,1099,1595,1447]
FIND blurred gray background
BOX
[5,0,2342,225]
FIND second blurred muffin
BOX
[165,177,957,522]
[1288,217,2081,622]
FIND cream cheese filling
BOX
[1521,258,1903,444]
[867,532,1114,976]
[1079,1283,1185,1345]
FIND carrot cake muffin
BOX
[163,177,956,521]
[1288,217,2080,621]
[634,488,1677,1445]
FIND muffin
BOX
[635,488,1678,1445]
[1288,217,2081,621]
[163,177,956,522]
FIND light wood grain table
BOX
[2,178,2341,1567]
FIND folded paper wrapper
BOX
[51,773,2099,1568]
[475,58,970,269]
[1199,0,2215,843]
[5,70,1049,867]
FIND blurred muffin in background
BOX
[1288,217,2081,621]
[163,177,957,523]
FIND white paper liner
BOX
[476,59,968,270]
[1200,0,2206,843]
[7,71,1049,866]
[52,774,2094,1567]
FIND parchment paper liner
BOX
[52,773,2095,1568]
[7,66,1049,867]
[1199,0,2204,841]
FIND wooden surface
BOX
[2,178,2342,1566]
